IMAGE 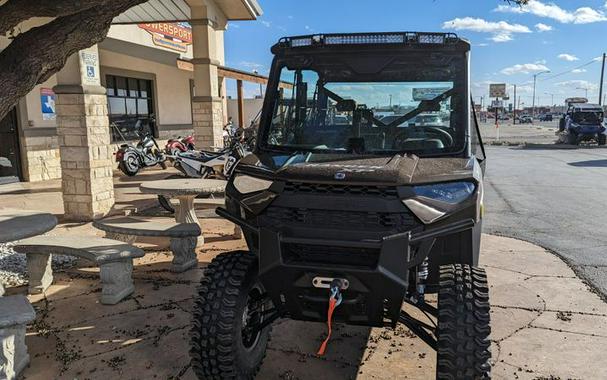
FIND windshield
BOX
[264,66,466,155]
[572,111,603,124]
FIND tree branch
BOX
[0,0,131,36]
[0,0,146,120]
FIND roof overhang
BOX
[112,0,262,24]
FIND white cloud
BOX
[495,0,607,24]
[442,17,531,43]
[239,61,265,72]
[476,43,489,47]
[260,20,271,28]
[555,80,598,90]
[490,33,513,42]
[500,63,550,75]
[571,69,587,73]
[535,23,553,32]
[558,53,579,61]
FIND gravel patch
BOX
[0,242,77,288]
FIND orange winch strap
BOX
[317,297,338,356]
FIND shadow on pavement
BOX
[568,159,607,167]
[516,143,607,150]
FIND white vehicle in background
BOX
[415,113,445,126]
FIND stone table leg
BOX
[26,253,53,294]
[175,195,203,244]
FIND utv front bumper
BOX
[217,207,474,327]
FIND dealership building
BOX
[0,1,263,204]
[1,0,264,183]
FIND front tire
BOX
[436,264,491,380]
[119,153,140,176]
[190,251,271,380]
[598,134,606,146]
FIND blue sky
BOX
[224,0,607,107]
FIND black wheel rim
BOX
[125,155,138,172]
[241,285,264,350]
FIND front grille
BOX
[262,206,419,232]
[283,182,399,198]
[282,243,380,268]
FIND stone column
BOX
[191,6,226,149]
[53,46,114,221]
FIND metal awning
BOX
[113,0,262,24]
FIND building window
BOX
[106,75,155,141]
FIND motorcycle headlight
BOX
[413,182,476,204]
[233,174,273,194]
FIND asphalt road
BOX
[484,144,607,298]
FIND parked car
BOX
[539,114,553,121]
[518,115,533,124]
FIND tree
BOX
[0,0,529,121]
[0,0,147,121]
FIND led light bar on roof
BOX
[277,32,459,49]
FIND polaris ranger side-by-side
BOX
[558,97,606,145]
[190,32,490,379]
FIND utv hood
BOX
[237,151,475,186]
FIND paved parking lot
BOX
[485,144,607,298]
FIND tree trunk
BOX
[0,0,145,121]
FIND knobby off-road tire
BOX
[598,134,606,146]
[190,251,271,380]
[436,264,491,380]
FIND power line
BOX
[539,59,599,82]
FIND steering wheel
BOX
[392,126,454,149]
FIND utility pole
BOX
[599,52,606,105]
[513,84,517,125]
[532,70,550,119]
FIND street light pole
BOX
[599,53,606,105]
[576,87,589,98]
[545,92,555,112]
[532,70,550,119]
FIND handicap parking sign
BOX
[86,65,95,78]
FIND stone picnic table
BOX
[0,208,58,244]
[139,179,228,241]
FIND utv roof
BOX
[271,32,469,54]
[573,103,603,111]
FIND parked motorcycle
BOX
[165,135,195,155]
[114,120,166,176]
[157,139,247,212]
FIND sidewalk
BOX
[5,229,606,380]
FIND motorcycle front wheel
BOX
[119,153,140,176]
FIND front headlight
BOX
[413,182,476,204]
[232,174,273,194]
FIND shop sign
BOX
[40,88,56,120]
[139,23,192,53]
[412,87,451,101]
[489,83,506,98]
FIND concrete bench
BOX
[93,216,201,272]
[14,236,145,305]
[0,295,36,380]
